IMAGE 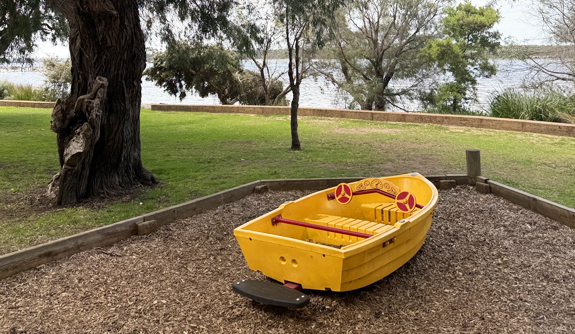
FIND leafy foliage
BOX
[139,0,236,44]
[0,0,67,63]
[0,82,9,99]
[421,2,500,113]
[145,41,286,105]
[490,88,575,123]
[239,70,287,105]
[315,0,445,111]
[1,0,234,63]
[42,57,72,100]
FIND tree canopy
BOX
[421,2,501,113]
[0,0,67,63]
[1,0,237,205]
[316,0,446,111]
[1,0,235,61]
[145,41,287,105]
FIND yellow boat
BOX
[234,173,439,294]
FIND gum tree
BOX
[315,0,446,111]
[273,0,345,150]
[524,0,575,84]
[1,0,233,205]
[235,0,292,105]
[421,2,501,113]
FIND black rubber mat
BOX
[232,280,310,309]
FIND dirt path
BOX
[1,186,574,333]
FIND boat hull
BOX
[234,173,438,292]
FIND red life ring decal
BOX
[335,183,353,205]
[395,191,417,213]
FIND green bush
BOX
[0,57,71,102]
[42,57,72,100]
[237,70,287,106]
[490,88,575,123]
[9,84,48,101]
[0,82,10,99]
[0,81,48,101]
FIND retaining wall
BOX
[152,104,575,138]
[2,100,574,138]
[0,100,56,109]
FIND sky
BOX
[470,0,546,44]
[34,0,547,59]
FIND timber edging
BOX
[1,173,573,280]
[482,179,575,228]
[150,104,575,138]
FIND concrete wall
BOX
[2,100,574,138]
[151,104,575,138]
[0,100,56,108]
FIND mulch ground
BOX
[1,186,574,333]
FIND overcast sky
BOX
[34,0,547,59]
[470,0,546,44]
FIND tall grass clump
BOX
[0,58,71,102]
[490,88,575,123]
[0,81,47,101]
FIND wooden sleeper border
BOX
[0,152,574,280]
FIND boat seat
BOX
[305,214,395,236]
[360,203,418,225]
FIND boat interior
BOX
[241,176,434,249]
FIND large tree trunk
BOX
[49,0,156,205]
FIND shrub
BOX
[0,82,11,99]
[489,88,575,123]
[0,81,47,101]
[42,57,72,100]
[237,70,287,106]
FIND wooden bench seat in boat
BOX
[360,203,419,225]
[303,202,420,240]
[305,214,395,236]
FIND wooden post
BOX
[466,149,481,185]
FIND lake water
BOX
[0,59,542,112]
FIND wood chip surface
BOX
[1,186,574,333]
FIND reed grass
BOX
[0,81,53,101]
[489,88,575,123]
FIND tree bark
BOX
[290,85,301,150]
[49,0,156,205]
[285,5,301,151]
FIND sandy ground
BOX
[1,186,574,333]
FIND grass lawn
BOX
[1,106,574,254]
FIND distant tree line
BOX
[146,0,502,117]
